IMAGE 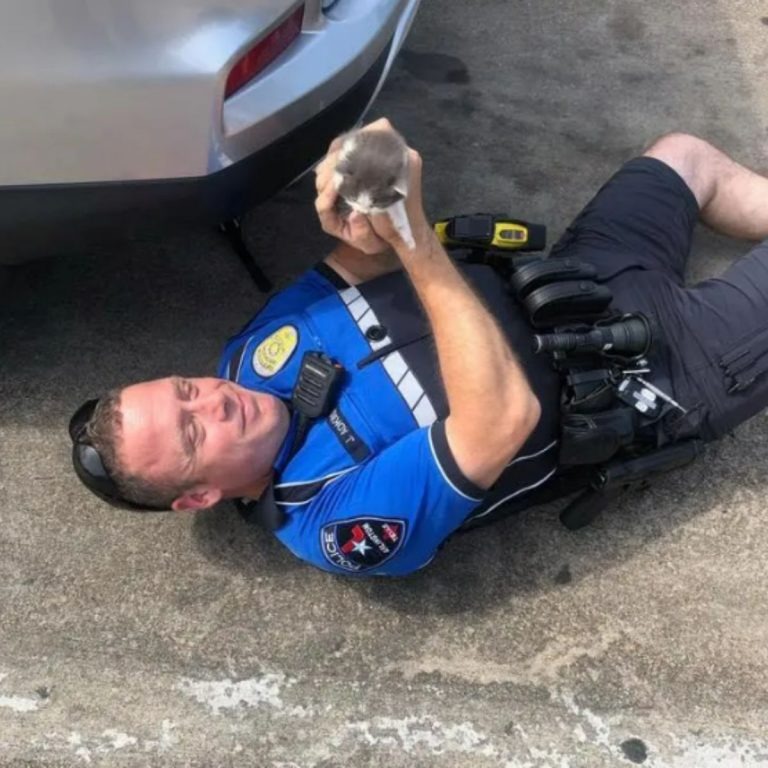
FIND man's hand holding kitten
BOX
[314,118,433,258]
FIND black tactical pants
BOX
[550,156,768,442]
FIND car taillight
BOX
[225,5,305,99]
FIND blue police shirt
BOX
[218,263,560,577]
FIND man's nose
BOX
[195,387,230,422]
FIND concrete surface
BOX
[2,1,768,766]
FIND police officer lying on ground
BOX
[70,118,768,576]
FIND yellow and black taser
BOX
[434,213,546,253]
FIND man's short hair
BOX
[87,388,188,511]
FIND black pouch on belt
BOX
[559,407,636,465]
[508,256,614,328]
[524,281,614,329]
[510,257,598,298]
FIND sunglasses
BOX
[69,398,165,512]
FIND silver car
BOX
[0,0,420,263]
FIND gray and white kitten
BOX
[333,128,415,249]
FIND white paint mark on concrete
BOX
[177,674,287,715]
[101,729,137,750]
[554,690,768,767]
[283,704,315,718]
[339,716,497,757]
[0,671,42,712]
[151,719,178,751]
[665,735,768,768]
[526,746,573,768]
[61,724,179,761]
[0,694,40,712]
[161,720,178,750]
[559,691,613,749]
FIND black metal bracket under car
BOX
[218,218,272,293]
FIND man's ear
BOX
[171,486,222,512]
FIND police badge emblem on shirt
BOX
[252,324,298,377]
[321,517,406,573]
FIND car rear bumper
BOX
[0,37,392,261]
[0,0,419,188]
[218,0,420,172]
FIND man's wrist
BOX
[395,226,441,262]
[325,243,400,285]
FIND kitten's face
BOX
[334,131,409,214]
[335,172,404,213]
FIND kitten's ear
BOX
[392,158,409,197]
[335,157,352,175]
[339,133,358,161]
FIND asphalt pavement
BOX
[2,1,768,766]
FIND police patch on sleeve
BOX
[321,517,407,573]
[252,325,298,377]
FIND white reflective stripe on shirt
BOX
[274,466,357,489]
[274,466,361,507]
[469,465,558,521]
[506,439,558,467]
[427,424,483,503]
[338,285,436,427]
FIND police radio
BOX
[288,352,344,460]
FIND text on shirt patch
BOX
[321,517,406,573]
[327,407,371,462]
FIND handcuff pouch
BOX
[510,257,599,299]
[559,407,636,465]
[523,281,614,329]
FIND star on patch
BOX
[320,517,408,573]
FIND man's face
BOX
[118,377,289,508]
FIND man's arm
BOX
[383,206,540,489]
[323,242,400,286]
[316,119,540,489]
